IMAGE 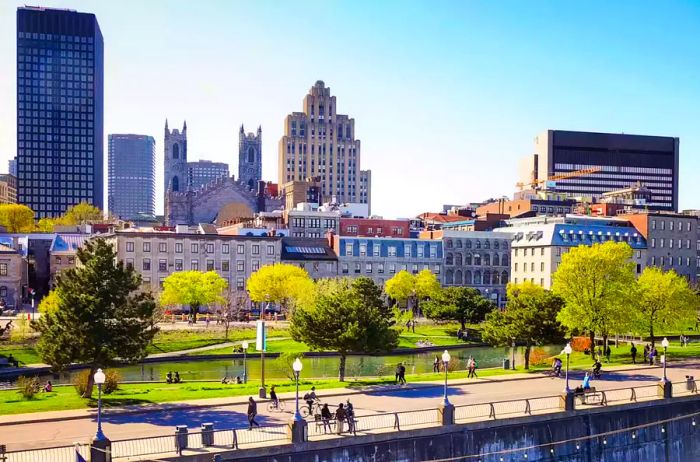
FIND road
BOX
[1,362,697,451]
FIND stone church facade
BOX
[164,121,281,225]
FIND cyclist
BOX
[303,386,318,414]
[270,385,279,409]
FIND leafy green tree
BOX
[481,282,566,369]
[62,201,104,225]
[385,269,440,315]
[37,290,60,314]
[247,263,314,313]
[160,271,228,323]
[33,238,157,398]
[289,278,399,381]
[422,286,495,330]
[0,204,35,233]
[633,267,698,346]
[384,270,415,309]
[552,241,636,348]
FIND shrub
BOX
[73,370,90,397]
[571,336,592,353]
[9,315,33,344]
[103,370,121,394]
[529,347,551,367]
[17,375,40,399]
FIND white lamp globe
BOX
[564,343,572,355]
[292,358,303,372]
[94,368,106,385]
[661,338,669,348]
[442,350,451,363]
[241,341,249,350]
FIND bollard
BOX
[439,403,455,425]
[658,382,673,399]
[560,391,575,411]
[201,423,214,447]
[289,419,307,443]
[90,438,112,462]
[175,425,188,454]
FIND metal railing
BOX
[455,395,562,423]
[307,408,440,439]
[672,379,698,397]
[5,445,89,462]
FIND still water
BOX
[32,345,563,385]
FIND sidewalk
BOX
[0,361,666,427]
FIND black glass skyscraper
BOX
[16,7,104,218]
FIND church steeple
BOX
[165,118,169,134]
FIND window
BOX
[412,264,418,274]
[126,241,134,252]
[175,242,183,253]
[222,244,229,254]
[669,239,674,249]
[540,262,545,271]
[237,277,245,290]
[342,263,349,274]
[267,245,275,255]
[191,243,199,253]
[660,239,664,248]
[191,260,199,270]
[651,220,656,230]
[430,246,437,258]
[651,238,656,248]
[404,245,411,258]
[373,244,380,257]
[143,242,151,252]
[237,261,245,272]
[417,246,424,257]
[206,243,214,253]
[175,259,183,271]
[514,263,518,272]
[0,263,7,276]
[514,249,518,257]
[252,245,260,255]
[378,263,384,273]
[206,260,214,271]
[388,246,397,257]
[540,278,544,287]
[354,263,361,274]
[345,244,353,256]
[125,259,133,270]
[540,248,544,256]
[222,261,230,272]
[661,221,665,230]
[159,260,167,272]
[366,263,372,273]
[359,244,367,256]
[142,259,151,271]
[530,262,535,272]
[159,242,167,253]
[252,261,260,271]
[237,244,245,254]
[651,256,656,266]
[390,264,396,274]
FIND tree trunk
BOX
[82,365,96,399]
[224,322,230,340]
[191,304,199,324]
[338,354,346,382]
[602,334,608,358]
[589,331,595,356]
[460,318,466,331]
[524,344,531,370]
[650,322,655,348]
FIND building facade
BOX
[16,6,104,217]
[239,126,262,191]
[359,170,371,215]
[278,81,370,208]
[105,230,281,295]
[495,216,647,290]
[0,175,17,204]
[287,207,340,238]
[164,120,187,196]
[281,237,338,280]
[340,218,410,238]
[521,130,679,211]
[8,158,17,177]
[187,160,229,189]
[48,233,90,288]
[108,134,155,220]
[332,235,443,287]
[0,244,28,308]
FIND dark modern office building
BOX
[108,134,156,220]
[187,160,229,189]
[520,130,679,211]
[16,6,104,218]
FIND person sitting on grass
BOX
[43,380,52,392]
[174,371,181,383]
[166,371,173,383]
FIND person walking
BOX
[345,399,356,434]
[467,357,478,379]
[395,364,401,384]
[247,397,260,430]
[649,346,656,366]
[398,363,407,385]
[433,355,440,373]
[604,344,611,363]
[320,404,333,433]
[643,344,650,363]
[335,403,347,434]
[630,343,637,364]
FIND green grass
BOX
[147,326,289,354]
[0,345,42,365]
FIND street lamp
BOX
[241,341,249,384]
[661,337,669,383]
[441,350,451,405]
[94,368,106,441]
[511,337,516,370]
[563,343,573,393]
[292,358,303,421]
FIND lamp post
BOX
[241,341,248,384]
[563,343,572,393]
[94,368,106,441]
[661,337,669,383]
[441,350,451,405]
[292,358,303,421]
[511,337,516,370]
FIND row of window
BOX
[650,238,692,250]
[344,225,404,236]
[127,258,259,273]
[446,253,509,266]
[445,269,508,286]
[341,262,439,275]
[144,276,247,291]
[347,243,439,258]
[554,163,673,176]
[124,241,276,255]
[445,239,508,250]
[651,219,693,232]
[291,218,337,229]
[650,256,694,268]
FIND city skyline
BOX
[1,0,699,217]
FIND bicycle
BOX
[267,400,286,413]
[300,399,322,417]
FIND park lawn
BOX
[187,337,310,356]
[0,345,42,365]
[146,326,290,354]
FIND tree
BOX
[37,217,60,233]
[62,201,104,225]
[0,204,35,233]
[384,270,414,309]
[217,289,246,339]
[552,241,636,348]
[247,263,314,313]
[289,278,399,381]
[32,238,157,398]
[481,282,566,369]
[633,267,698,346]
[422,286,495,330]
[385,269,440,315]
[37,290,60,314]
[160,271,228,323]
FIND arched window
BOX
[502,241,509,250]
[172,176,180,192]
[475,240,481,249]
[501,271,509,284]
[248,147,255,163]
[446,269,454,284]
[484,240,490,249]
[465,240,472,249]
[484,270,491,285]
[484,254,491,266]
[465,253,472,265]
[493,254,500,266]
[172,143,180,159]
[248,179,255,190]
[474,270,482,285]
[464,270,472,284]
[502,254,509,266]
[494,271,501,284]
[455,253,463,266]
[446,240,453,248]
[456,240,463,248]
[446,253,454,265]
[494,241,500,250]
[455,270,463,285]
[474,254,481,266]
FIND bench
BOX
[314,414,336,434]
[575,387,603,405]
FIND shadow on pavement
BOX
[361,384,467,399]
[101,405,281,430]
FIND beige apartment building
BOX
[104,230,282,296]
[278,81,370,208]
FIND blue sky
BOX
[1,0,699,217]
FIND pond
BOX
[15,345,564,386]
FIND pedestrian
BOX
[304,386,317,414]
[582,372,592,391]
[411,320,415,333]
[320,404,333,433]
[649,346,656,366]
[630,343,637,364]
[605,344,611,363]
[398,363,407,385]
[395,364,401,384]
[247,397,260,430]
[346,399,356,434]
[335,403,346,434]
[643,344,649,363]
[433,355,440,373]
[467,357,478,378]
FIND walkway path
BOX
[1,361,697,451]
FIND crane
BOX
[516,167,602,191]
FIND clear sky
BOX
[1,0,699,217]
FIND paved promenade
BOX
[1,361,698,452]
